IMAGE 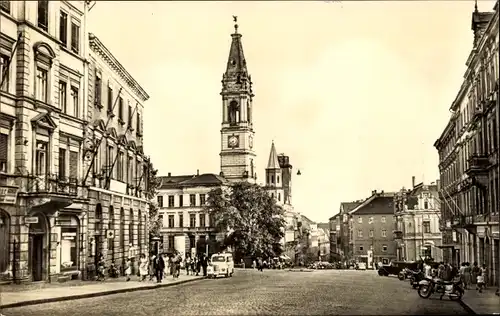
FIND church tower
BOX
[265,142,285,204]
[220,17,256,183]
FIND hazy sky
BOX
[88,0,496,223]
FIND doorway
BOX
[31,234,44,281]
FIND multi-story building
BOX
[347,191,397,267]
[393,177,443,262]
[433,1,499,286]
[334,201,362,262]
[317,223,330,262]
[0,1,151,283]
[328,213,342,262]
[84,32,150,276]
[156,172,225,258]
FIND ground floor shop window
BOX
[61,227,78,270]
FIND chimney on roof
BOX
[168,172,171,177]
[372,190,377,195]
[412,176,416,188]
[197,169,199,176]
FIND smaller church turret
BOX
[265,142,284,204]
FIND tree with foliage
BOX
[205,182,286,260]
[143,157,162,238]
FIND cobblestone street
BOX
[1,269,469,315]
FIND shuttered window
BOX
[69,151,78,179]
[37,0,48,31]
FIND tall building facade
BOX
[433,2,499,286]
[393,177,443,262]
[0,1,150,283]
[219,20,256,184]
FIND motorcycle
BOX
[418,277,464,300]
[409,270,425,289]
[398,268,415,281]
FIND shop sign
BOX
[24,216,39,224]
[0,186,18,204]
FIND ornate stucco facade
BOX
[0,1,151,283]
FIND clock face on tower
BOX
[249,135,253,149]
[228,135,239,148]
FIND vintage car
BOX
[207,253,234,278]
[378,261,419,277]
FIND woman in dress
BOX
[149,253,156,281]
[124,258,132,282]
[139,253,148,281]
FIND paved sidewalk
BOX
[460,287,500,315]
[0,275,204,309]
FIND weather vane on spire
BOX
[233,15,238,33]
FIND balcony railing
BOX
[25,174,78,196]
[465,155,490,175]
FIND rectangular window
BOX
[168,235,174,250]
[36,142,47,175]
[157,196,163,208]
[128,104,133,127]
[199,213,206,227]
[107,87,113,112]
[59,11,67,44]
[136,113,141,134]
[59,81,67,113]
[0,133,8,172]
[381,216,386,223]
[369,230,373,238]
[359,246,363,251]
[382,245,388,252]
[190,194,196,206]
[423,221,431,233]
[179,214,183,227]
[69,151,78,179]
[0,1,10,13]
[58,148,66,178]
[189,214,196,227]
[357,230,363,238]
[168,215,174,228]
[200,194,206,206]
[118,97,124,121]
[36,67,48,103]
[158,214,163,227]
[179,195,184,207]
[71,86,79,118]
[94,75,102,106]
[117,152,124,181]
[0,54,10,92]
[70,22,80,54]
[60,227,78,270]
[381,229,387,238]
[368,217,373,224]
[358,217,362,224]
[37,0,49,31]
[168,195,174,207]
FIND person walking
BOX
[124,257,132,282]
[195,255,201,276]
[155,253,165,283]
[471,262,480,286]
[139,254,148,282]
[201,254,208,276]
[463,262,471,289]
[185,254,192,276]
[258,257,263,272]
[149,253,156,281]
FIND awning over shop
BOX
[29,197,74,215]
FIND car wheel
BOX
[398,272,405,281]
[418,285,432,299]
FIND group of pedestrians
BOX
[458,261,488,293]
[183,253,209,276]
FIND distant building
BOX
[317,223,330,262]
[394,177,443,262]
[347,191,397,266]
[331,201,362,262]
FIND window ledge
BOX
[60,112,85,125]
[107,109,115,118]
[94,102,103,110]
[118,118,125,126]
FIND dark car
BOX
[378,261,419,277]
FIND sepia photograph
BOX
[0,0,499,315]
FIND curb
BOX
[0,277,206,310]
[458,299,477,315]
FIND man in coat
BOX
[154,252,166,283]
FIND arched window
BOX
[129,209,134,246]
[108,206,114,253]
[228,101,239,125]
[120,208,125,256]
[0,210,10,272]
[138,209,142,252]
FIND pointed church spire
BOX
[267,141,280,169]
[225,16,248,76]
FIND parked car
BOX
[378,261,419,277]
[357,262,367,270]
